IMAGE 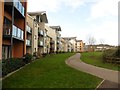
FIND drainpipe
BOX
[10,2,14,58]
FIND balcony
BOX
[12,25,24,40]
[3,25,24,41]
[38,30,44,36]
[26,25,32,34]
[44,32,47,37]
[26,39,31,46]
[57,41,60,44]
[38,41,44,47]
[13,0,25,17]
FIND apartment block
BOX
[62,37,73,52]
[26,14,34,54]
[50,26,61,52]
[63,37,77,52]
[28,11,48,54]
[76,40,84,52]
[1,1,27,59]
[45,25,57,53]
[60,38,68,52]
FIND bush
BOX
[42,53,47,57]
[23,53,33,64]
[114,46,120,58]
[2,58,25,77]
[102,48,119,63]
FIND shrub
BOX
[114,46,120,58]
[42,53,48,57]
[102,48,119,63]
[2,58,25,77]
[23,53,33,64]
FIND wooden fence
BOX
[105,57,120,64]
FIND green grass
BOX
[3,53,102,88]
[81,52,119,71]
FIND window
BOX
[36,15,39,22]
[3,17,12,35]
[2,46,10,59]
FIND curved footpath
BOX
[66,53,120,88]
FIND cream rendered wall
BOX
[33,21,39,54]
[26,15,33,54]
[27,15,39,54]
[70,39,76,52]
[45,25,57,52]
[77,42,80,52]
[39,22,45,53]
[46,36,50,53]
[61,38,68,52]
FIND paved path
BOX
[65,53,120,88]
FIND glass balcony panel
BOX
[17,28,21,38]
[26,39,31,46]
[21,30,24,39]
[21,6,24,16]
[12,25,24,40]
[13,0,24,17]
[12,25,17,36]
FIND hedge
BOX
[2,53,33,77]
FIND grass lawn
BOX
[3,53,102,88]
[81,52,119,71]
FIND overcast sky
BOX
[27,0,119,46]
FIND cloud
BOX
[27,0,61,12]
[27,0,92,12]
[88,21,118,45]
[90,0,119,19]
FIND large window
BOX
[3,17,12,35]
[2,46,11,60]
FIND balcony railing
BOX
[12,25,24,40]
[38,41,44,46]
[38,30,44,36]
[26,39,31,46]
[26,25,32,34]
[13,0,25,17]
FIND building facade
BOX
[28,11,48,55]
[1,1,27,59]
[76,40,84,52]
[45,25,57,53]
[50,26,61,53]
[26,14,33,54]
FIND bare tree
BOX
[100,38,105,52]
[86,34,96,52]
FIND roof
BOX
[28,11,46,16]
[50,26,61,31]
[76,40,82,42]
[28,11,48,23]
[62,37,77,40]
